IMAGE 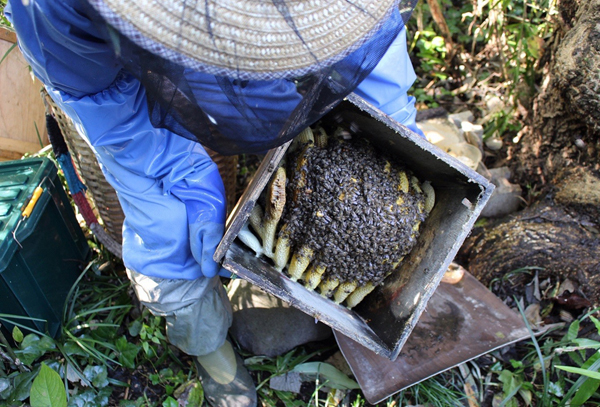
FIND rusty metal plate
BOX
[335,271,529,404]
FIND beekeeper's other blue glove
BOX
[46,74,226,280]
[355,27,424,137]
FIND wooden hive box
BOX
[0,28,48,161]
[215,95,495,360]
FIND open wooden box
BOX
[215,94,494,360]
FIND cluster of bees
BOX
[238,125,435,309]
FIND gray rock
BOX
[485,136,503,151]
[487,166,511,181]
[448,110,475,127]
[480,167,523,218]
[269,372,303,393]
[227,279,332,357]
[461,121,484,150]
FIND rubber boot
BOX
[195,340,257,407]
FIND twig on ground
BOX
[0,327,30,373]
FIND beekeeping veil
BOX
[86,0,418,155]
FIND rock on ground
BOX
[227,279,332,357]
[479,167,523,218]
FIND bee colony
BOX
[237,124,435,309]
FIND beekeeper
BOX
[6,0,421,405]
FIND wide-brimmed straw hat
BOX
[87,0,400,79]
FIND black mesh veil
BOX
[86,1,418,155]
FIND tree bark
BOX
[509,0,600,189]
[461,168,600,302]
[463,0,600,303]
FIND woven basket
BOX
[42,90,239,257]
[204,147,239,215]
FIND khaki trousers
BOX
[127,269,233,356]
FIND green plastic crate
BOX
[0,157,90,338]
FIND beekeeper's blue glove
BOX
[44,74,227,280]
[354,27,424,137]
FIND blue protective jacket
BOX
[6,0,421,280]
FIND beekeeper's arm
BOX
[354,27,424,136]
[6,0,227,280]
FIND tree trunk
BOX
[509,0,600,188]
[462,0,600,303]
[461,168,600,302]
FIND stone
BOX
[485,95,504,113]
[417,117,482,169]
[461,121,484,150]
[448,110,475,127]
[461,121,484,137]
[227,279,332,357]
[269,372,303,393]
[479,167,523,218]
[485,136,503,151]
[487,166,511,181]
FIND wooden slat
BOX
[0,35,48,160]
[0,137,44,154]
[0,149,26,161]
[0,27,17,44]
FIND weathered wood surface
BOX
[461,168,600,303]
[0,27,48,160]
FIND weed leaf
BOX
[273,390,304,406]
[569,377,600,407]
[188,385,204,407]
[83,365,109,388]
[590,316,600,334]
[573,338,600,349]
[0,377,11,397]
[7,370,37,402]
[582,352,600,369]
[17,334,56,366]
[30,363,67,407]
[182,382,204,407]
[555,365,600,379]
[498,370,520,407]
[62,342,89,358]
[12,326,24,343]
[162,396,178,407]
[292,362,359,390]
[68,387,111,407]
[565,320,581,342]
[548,381,563,397]
[115,336,140,369]
[0,42,16,66]
[128,320,142,337]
